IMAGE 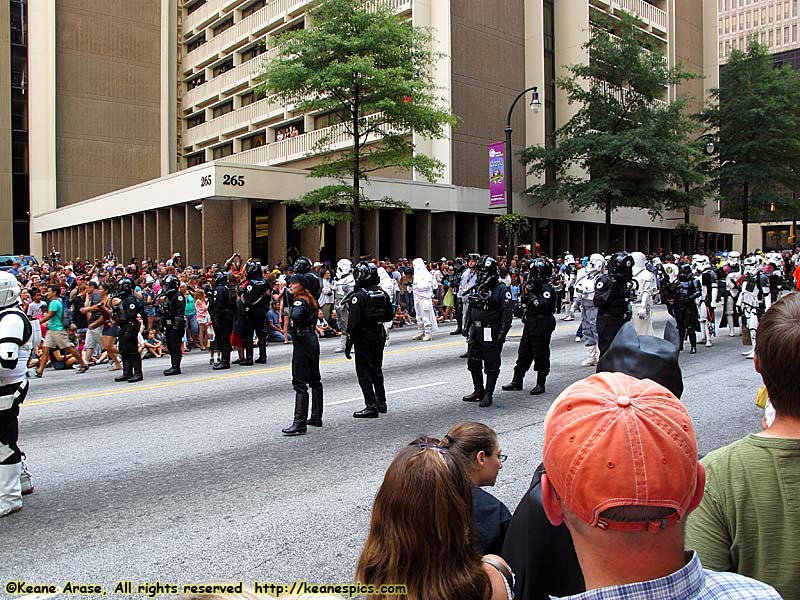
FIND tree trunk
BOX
[604,198,612,253]
[351,111,361,262]
[741,181,749,255]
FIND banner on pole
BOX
[488,141,506,208]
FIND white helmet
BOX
[631,251,647,276]
[651,256,662,267]
[336,258,353,278]
[764,252,783,269]
[586,253,606,275]
[664,263,680,282]
[726,251,741,267]
[0,271,21,308]
[564,253,576,266]
[743,254,762,276]
[692,254,711,274]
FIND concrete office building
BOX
[30,0,734,266]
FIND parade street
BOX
[4,307,763,595]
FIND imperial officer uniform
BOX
[113,277,146,383]
[502,258,556,396]
[209,272,235,370]
[346,262,395,418]
[462,256,513,408]
[160,274,186,376]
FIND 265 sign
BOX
[199,174,246,188]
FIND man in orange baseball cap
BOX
[539,372,781,600]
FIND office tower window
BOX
[212,143,234,159]
[187,34,206,53]
[188,72,206,90]
[213,59,234,78]
[241,43,265,62]
[240,90,267,106]
[186,0,207,15]
[186,152,206,167]
[213,17,234,37]
[241,131,266,151]
[186,112,206,129]
[241,0,267,19]
[212,101,234,118]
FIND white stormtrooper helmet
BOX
[631,251,647,276]
[586,253,606,275]
[692,254,711,274]
[564,253,576,266]
[336,258,353,279]
[764,252,783,269]
[0,271,21,308]
[726,251,741,267]
[664,263,680,282]
[651,256,662,267]
[743,254,761,276]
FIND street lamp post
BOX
[504,86,541,266]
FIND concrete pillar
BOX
[389,209,406,260]
[268,202,287,266]
[186,204,202,266]
[462,214,479,254]
[120,215,133,264]
[300,224,321,261]
[133,213,145,263]
[431,212,456,260]
[415,210,432,260]
[156,208,171,261]
[91,223,101,261]
[363,210,379,259]
[231,199,252,258]
[201,200,233,266]
[111,219,122,259]
[170,205,186,261]
[479,216,498,257]
[144,211,158,261]
[335,218,351,261]
[101,220,111,258]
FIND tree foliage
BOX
[521,13,706,251]
[702,42,800,252]
[257,0,456,258]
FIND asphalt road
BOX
[2,307,764,599]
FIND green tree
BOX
[521,13,706,252]
[257,0,456,259]
[702,42,800,253]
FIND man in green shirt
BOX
[36,285,89,377]
[686,293,800,600]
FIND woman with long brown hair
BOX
[281,274,323,436]
[442,422,512,556]
[356,437,514,600]
[98,282,122,371]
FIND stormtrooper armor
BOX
[572,253,605,366]
[411,258,438,341]
[333,259,355,352]
[738,255,768,359]
[692,255,718,347]
[720,251,742,337]
[561,254,578,321]
[631,252,655,337]
[0,271,40,517]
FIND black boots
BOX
[530,371,548,395]
[239,346,254,366]
[115,359,131,382]
[308,386,323,427]
[128,356,143,383]
[213,358,230,370]
[163,366,181,376]
[282,392,309,436]
[255,342,267,364]
[501,369,524,391]
[462,370,485,402]
[480,373,499,408]
[164,351,181,376]
[353,406,379,418]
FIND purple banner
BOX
[488,141,506,208]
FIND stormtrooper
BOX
[631,251,655,337]
[718,251,742,337]
[333,259,355,353]
[160,274,186,376]
[377,266,398,346]
[462,256,512,407]
[560,253,578,321]
[209,271,235,370]
[763,252,793,303]
[502,258,556,395]
[292,256,322,299]
[112,277,145,383]
[0,271,40,517]
[692,255,718,347]
[345,262,395,418]
[237,260,270,365]
[594,251,636,356]
[572,253,605,367]
[411,258,438,342]
[738,255,769,359]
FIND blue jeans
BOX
[185,313,199,339]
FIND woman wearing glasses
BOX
[442,422,511,556]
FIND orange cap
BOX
[543,372,699,531]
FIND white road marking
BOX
[325,381,447,406]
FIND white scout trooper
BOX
[333,258,355,353]
[0,271,40,517]
[561,253,578,321]
[572,253,606,366]
[631,251,655,337]
[722,251,743,337]
[692,254,718,347]
[738,254,769,359]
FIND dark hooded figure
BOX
[501,322,683,600]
